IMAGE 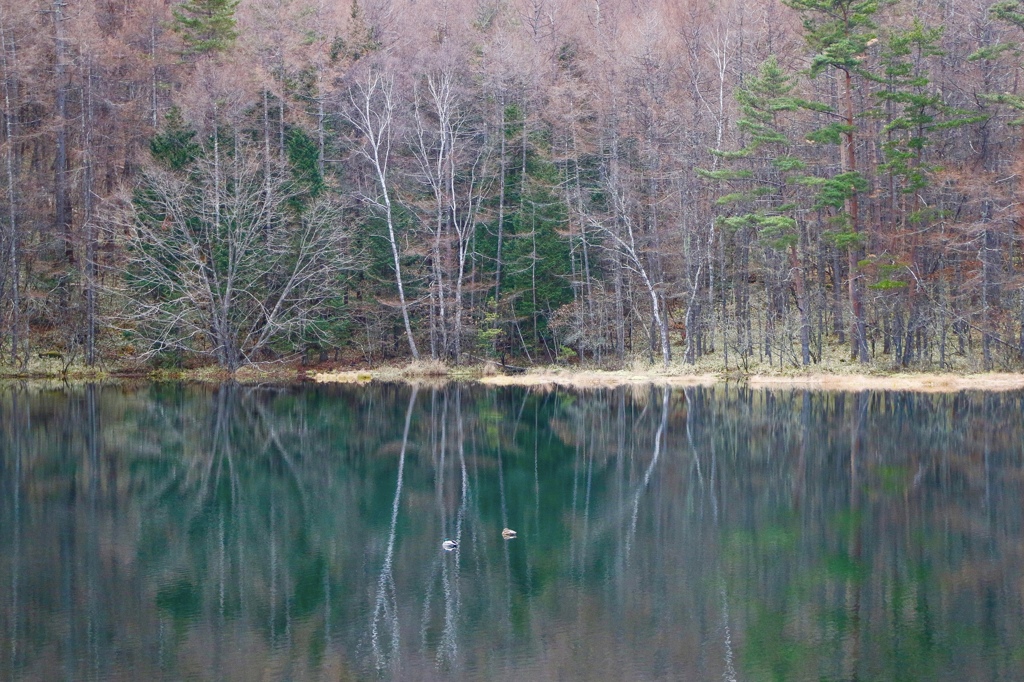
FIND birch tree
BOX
[411,67,490,362]
[345,69,419,358]
[588,174,673,367]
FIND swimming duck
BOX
[442,540,458,551]
[501,528,517,540]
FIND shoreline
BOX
[315,367,1024,393]
[3,361,1024,393]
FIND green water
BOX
[1,382,1023,681]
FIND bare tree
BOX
[345,69,419,359]
[110,136,354,370]
[411,66,491,362]
[588,176,672,367]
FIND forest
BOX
[1,0,1024,372]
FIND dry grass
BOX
[232,363,303,383]
[477,367,720,390]
[313,358,451,384]
[301,345,1024,392]
[4,345,1020,394]
[402,358,450,376]
[746,372,1024,392]
[312,369,374,383]
[467,346,1024,391]
[472,363,1024,392]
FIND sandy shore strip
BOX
[745,372,1024,392]
[476,370,721,389]
[314,368,1024,392]
[480,371,1024,392]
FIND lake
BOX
[1,382,1023,681]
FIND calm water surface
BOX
[1,382,1023,681]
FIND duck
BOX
[442,539,458,551]
[501,528,517,540]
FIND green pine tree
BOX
[701,56,814,365]
[782,0,891,362]
[873,21,980,202]
[972,1,1024,124]
[172,0,240,56]
[991,0,1024,30]
[150,107,200,170]
[478,104,574,362]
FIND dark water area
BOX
[1,382,1023,681]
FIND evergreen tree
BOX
[870,22,982,364]
[478,105,574,362]
[150,107,201,171]
[873,22,979,201]
[171,0,240,56]
[975,1,1024,123]
[123,112,352,370]
[702,56,814,365]
[783,0,890,362]
[991,0,1024,30]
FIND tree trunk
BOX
[831,247,845,344]
[841,67,868,362]
[493,101,507,307]
[1,13,22,365]
[150,24,159,127]
[54,0,73,269]
[789,243,811,365]
[351,75,419,359]
[982,225,994,370]
[82,54,97,365]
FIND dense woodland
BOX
[2,0,1024,371]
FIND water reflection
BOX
[1,383,1023,681]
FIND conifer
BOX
[171,0,240,56]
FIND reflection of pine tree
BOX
[171,0,240,56]
[8,385,1024,678]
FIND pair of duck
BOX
[443,528,516,551]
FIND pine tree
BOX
[478,103,573,363]
[701,57,814,365]
[782,0,890,362]
[150,107,200,170]
[990,0,1024,30]
[171,0,240,56]
[870,22,953,364]
[976,1,1024,124]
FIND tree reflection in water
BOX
[1,383,1023,681]
[371,385,416,673]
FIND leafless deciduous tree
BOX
[411,67,491,362]
[345,69,419,359]
[109,138,354,370]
